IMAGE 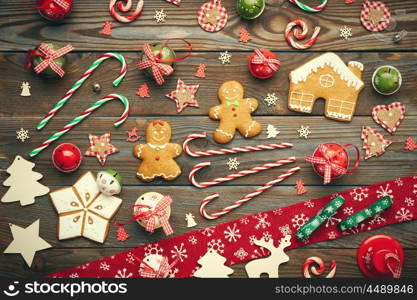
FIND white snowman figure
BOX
[96,169,122,196]
[139,254,171,278]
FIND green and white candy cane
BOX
[36,52,127,130]
[288,0,327,13]
[29,93,130,158]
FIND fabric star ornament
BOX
[366,7,385,26]
[4,220,52,267]
[361,126,392,159]
[49,171,122,244]
[166,79,199,113]
[204,7,221,25]
[85,132,119,166]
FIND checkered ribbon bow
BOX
[137,43,174,85]
[33,43,74,77]
[251,49,280,72]
[139,256,178,278]
[35,0,71,11]
[142,195,173,235]
[305,145,347,184]
[52,0,71,10]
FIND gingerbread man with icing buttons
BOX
[133,120,182,182]
[209,80,261,144]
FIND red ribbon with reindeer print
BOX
[47,175,417,278]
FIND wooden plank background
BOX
[0,0,416,278]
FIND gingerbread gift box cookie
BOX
[133,120,182,182]
[209,80,261,144]
[288,52,364,122]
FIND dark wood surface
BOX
[0,0,416,278]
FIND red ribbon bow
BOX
[251,49,280,72]
[139,256,178,278]
[305,144,349,185]
[138,195,174,236]
[137,43,174,85]
[26,43,74,77]
[152,120,165,126]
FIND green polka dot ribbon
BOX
[296,195,345,240]
[338,196,393,232]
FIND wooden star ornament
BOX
[4,220,52,267]
[203,7,222,25]
[85,132,119,166]
[166,79,199,113]
[366,7,385,26]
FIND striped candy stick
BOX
[29,93,129,157]
[36,52,127,130]
[303,257,336,278]
[285,19,320,50]
[288,0,327,13]
[200,166,300,220]
[183,132,293,157]
[190,157,297,188]
[109,0,144,23]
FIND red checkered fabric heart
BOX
[372,102,405,135]
[360,0,391,32]
[197,0,228,33]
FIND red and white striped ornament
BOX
[109,0,144,23]
[303,256,336,278]
[285,19,320,50]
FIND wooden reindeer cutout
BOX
[245,234,292,278]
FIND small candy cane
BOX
[29,93,129,157]
[190,157,296,188]
[109,0,144,23]
[303,257,336,278]
[285,19,320,50]
[36,52,127,130]
[288,0,327,13]
[200,166,300,219]
[183,132,293,157]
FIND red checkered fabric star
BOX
[136,83,150,98]
[34,43,74,78]
[239,28,252,43]
[195,64,206,78]
[100,21,112,36]
[85,132,119,166]
[116,227,130,242]
[166,78,200,113]
[360,0,391,32]
[197,0,228,33]
[404,137,417,151]
[295,180,307,195]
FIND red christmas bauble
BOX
[248,49,279,79]
[37,0,73,22]
[52,143,82,173]
[312,143,349,180]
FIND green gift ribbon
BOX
[296,195,345,240]
[338,196,393,232]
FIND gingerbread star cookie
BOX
[166,79,199,113]
[85,132,119,166]
[361,126,392,159]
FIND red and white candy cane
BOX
[200,166,300,219]
[183,132,293,157]
[303,256,336,278]
[285,19,320,50]
[109,0,144,23]
[288,0,327,13]
[190,157,296,188]
[29,93,129,157]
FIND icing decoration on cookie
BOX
[372,102,405,135]
[165,78,200,113]
[361,126,392,159]
[209,81,261,144]
[360,0,391,32]
[85,132,119,166]
[197,0,228,33]
[133,120,182,182]
[288,52,364,122]
[49,171,122,243]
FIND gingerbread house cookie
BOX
[288,52,364,122]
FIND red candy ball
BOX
[52,143,82,173]
[248,49,279,79]
[37,0,73,22]
[312,143,349,180]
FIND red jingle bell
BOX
[357,234,404,278]
[52,143,82,173]
[306,143,360,184]
[36,0,73,22]
[248,49,280,79]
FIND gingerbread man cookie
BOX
[209,81,261,144]
[133,120,182,182]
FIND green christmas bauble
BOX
[32,42,67,78]
[236,0,265,20]
[372,66,402,95]
[139,43,176,79]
